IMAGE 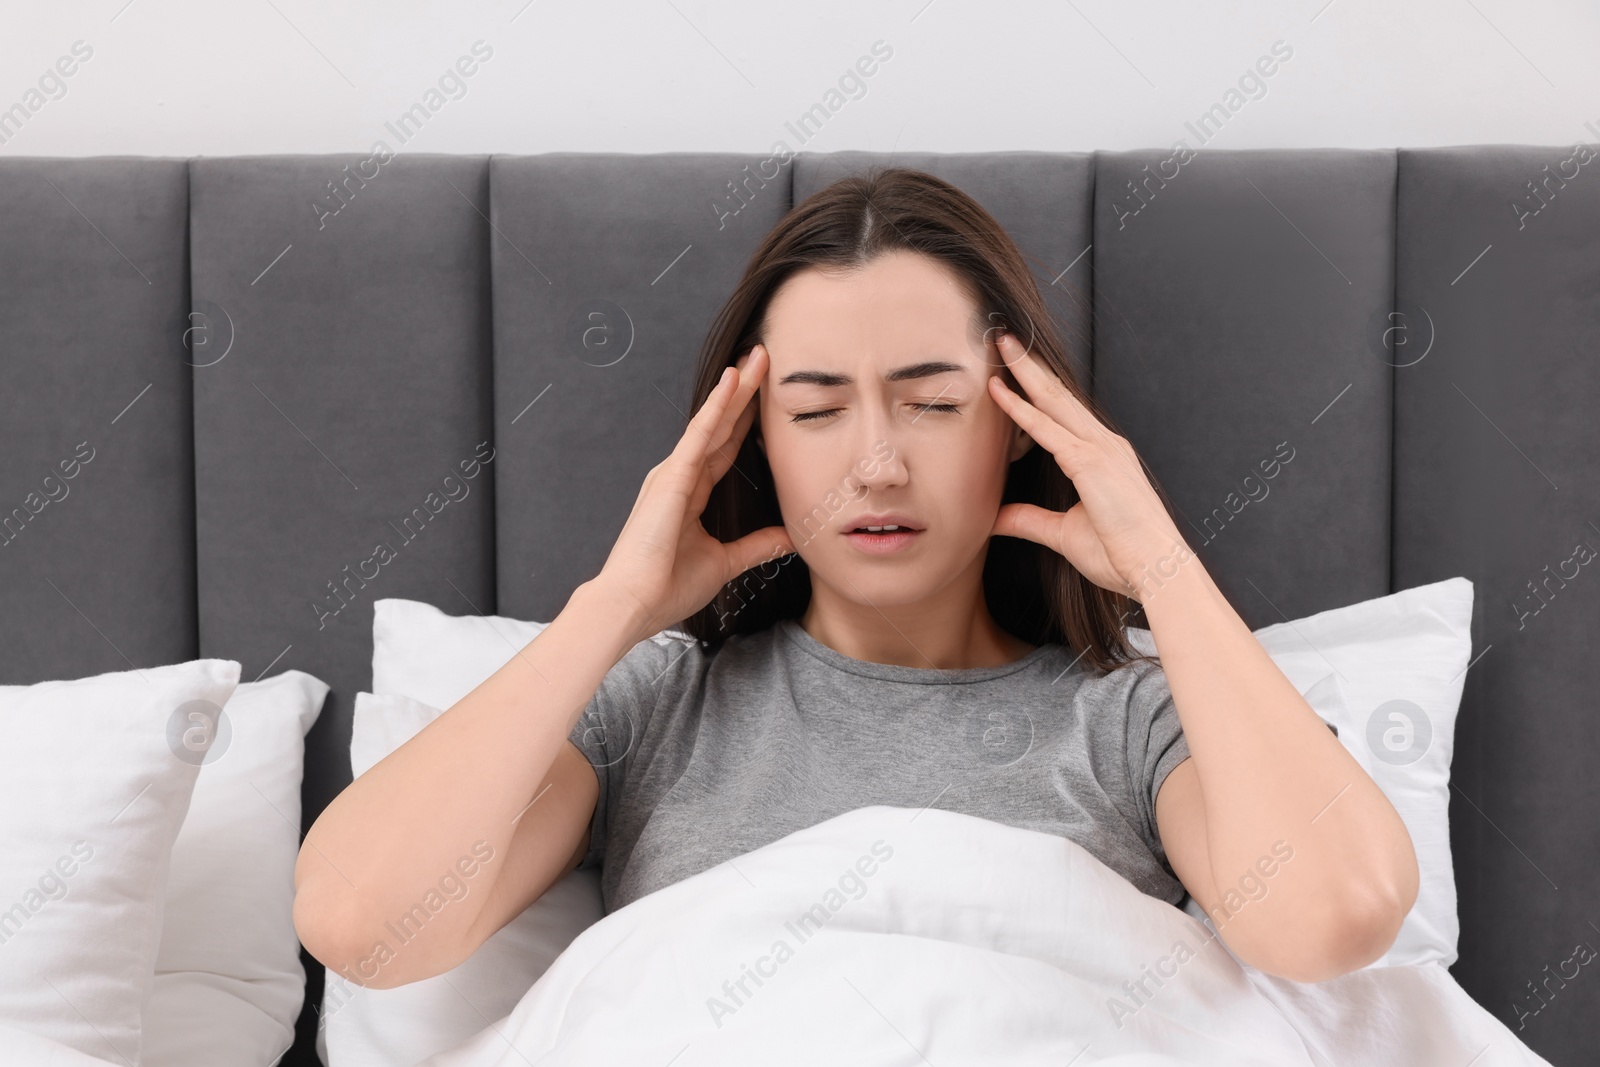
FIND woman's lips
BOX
[844,528,921,555]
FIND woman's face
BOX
[755,249,1035,610]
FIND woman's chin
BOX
[816,561,933,607]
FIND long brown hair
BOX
[678,166,1172,674]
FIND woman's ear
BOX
[1008,422,1034,463]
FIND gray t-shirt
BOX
[567,617,1192,915]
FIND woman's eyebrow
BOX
[777,360,967,387]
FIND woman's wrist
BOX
[1120,534,1200,606]
[571,577,658,649]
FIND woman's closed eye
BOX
[790,402,963,423]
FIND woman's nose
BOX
[846,429,907,495]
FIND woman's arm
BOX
[1143,553,1418,982]
[291,579,648,990]
[293,343,792,990]
[983,330,1416,982]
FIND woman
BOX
[293,168,1417,993]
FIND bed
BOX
[0,147,1594,1064]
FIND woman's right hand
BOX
[588,343,795,642]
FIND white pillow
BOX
[372,595,553,709]
[143,669,329,1067]
[321,690,603,1067]
[371,595,690,711]
[0,658,241,1065]
[1130,576,1473,968]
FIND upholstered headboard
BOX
[2,148,1594,1065]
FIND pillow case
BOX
[1129,576,1473,968]
[370,595,690,711]
[143,669,330,1067]
[0,658,241,1065]
[320,689,604,1067]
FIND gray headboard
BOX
[2,147,1594,1065]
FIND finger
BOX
[687,346,762,495]
[706,400,756,482]
[709,344,767,464]
[693,347,766,508]
[671,362,741,471]
[990,501,1063,550]
[987,374,1088,478]
[705,345,763,455]
[690,400,757,517]
[649,373,743,523]
[992,332,1112,445]
[723,523,796,580]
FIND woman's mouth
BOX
[844,524,922,555]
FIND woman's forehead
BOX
[767,253,978,326]
[765,277,987,376]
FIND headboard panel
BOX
[1395,144,1600,1035]
[1,148,1593,1065]
[0,157,194,676]
[1091,148,1396,623]
[488,153,796,622]
[188,154,498,824]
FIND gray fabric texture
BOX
[567,617,1192,915]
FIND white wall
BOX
[3,0,1598,158]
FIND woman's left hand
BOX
[987,331,1194,603]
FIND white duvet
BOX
[412,806,1549,1067]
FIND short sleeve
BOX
[566,633,694,870]
[1123,659,1191,871]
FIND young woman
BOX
[293,168,1418,993]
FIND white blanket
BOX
[417,806,1547,1067]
